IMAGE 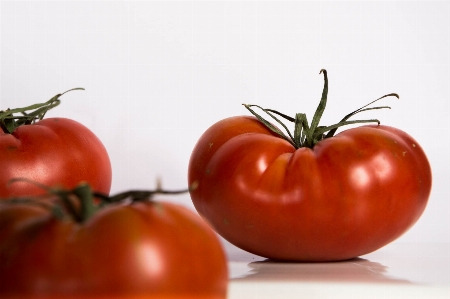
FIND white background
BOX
[1,1,449,248]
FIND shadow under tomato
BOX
[231,257,411,284]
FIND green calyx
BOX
[243,69,399,149]
[0,87,84,134]
[4,178,188,223]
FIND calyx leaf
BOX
[0,88,84,134]
[243,70,399,149]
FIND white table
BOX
[225,241,449,299]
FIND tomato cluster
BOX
[0,70,433,296]
[0,90,228,299]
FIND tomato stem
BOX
[305,69,328,148]
[94,189,189,204]
[0,88,84,134]
[4,179,189,223]
[6,178,97,222]
[243,70,399,149]
[0,196,66,220]
[72,183,97,222]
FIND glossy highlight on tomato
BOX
[188,70,432,262]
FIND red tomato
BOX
[0,90,112,197]
[0,186,228,299]
[188,71,432,262]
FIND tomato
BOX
[0,184,228,299]
[0,89,112,197]
[188,70,432,262]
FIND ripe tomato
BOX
[0,89,112,197]
[0,184,228,299]
[188,70,432,261]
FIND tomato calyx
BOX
[3,178,188,223]
[0,87,84,134]
[243,69,399,149]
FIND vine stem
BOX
[0,88,84,134]
[243,69,399,149]
[4,179,189,223]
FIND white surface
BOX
[225,241,450,298]
[0,0,449,263]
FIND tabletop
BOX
[224,241,450,299]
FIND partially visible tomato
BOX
[0,184,228,299]
[188,70,432,261]
[0,89,112,197]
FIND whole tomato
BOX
[188,70,432,262]
[0,184,228,299]
[0,89,112,197]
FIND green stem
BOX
[305,69,328,148]
[5,179,189,223]
[242,69,398,149]
[0,88,84,134]
[243,104,297,148]
[94,189,189,203]
[72,183,97,222]
[6,178,96,222]
[0,196,66,220]
[324,93,398,138]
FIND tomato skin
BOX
[0,118,112,197]
[188,116,432,261]
[0,200,228,298]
